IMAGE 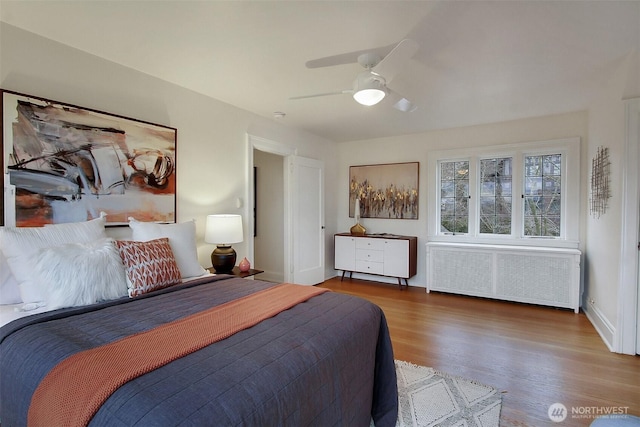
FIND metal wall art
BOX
[590,146,610,218]
[349,162,419,219]
[2,90,177,226]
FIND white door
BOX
[636,108,640,355]
[637,213,639,355]
[290,156,325,285]
[618,99,640,354]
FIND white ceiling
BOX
[1,1,638,142]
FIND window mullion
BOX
[468,158,478,236]
[512,153,524,238]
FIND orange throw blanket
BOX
[28,283,328,427]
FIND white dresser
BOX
[334,233,417,288]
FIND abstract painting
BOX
[349,162,419,219]
[2,90,176,226]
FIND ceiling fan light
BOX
[353,88,386,106]
[353,72,386,106]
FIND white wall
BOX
[0,22,339,272]
[336,112,589,287]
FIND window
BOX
[440,161,469,233]
[480,157,512,235]
[439,154,561,237]
[523,154,562,237]
[429,138,580,246]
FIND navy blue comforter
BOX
[0,276,397,426]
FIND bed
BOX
[0,216,398,427]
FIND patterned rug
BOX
[394,360,502,427]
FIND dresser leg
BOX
[397,278,408,290]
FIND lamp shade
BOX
[353,71,386,106]
[205,214,243,245]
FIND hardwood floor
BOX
[319,277,640,427]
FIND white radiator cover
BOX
[426,243,582,312]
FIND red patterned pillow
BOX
[115,238,182,297]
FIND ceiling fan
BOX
[290,39,420,112]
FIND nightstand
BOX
[207,266,264,278]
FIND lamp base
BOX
[211,245,236,273]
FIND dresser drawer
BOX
[355,238,384,251]
[356,249,384,263]
[355,260,384,275]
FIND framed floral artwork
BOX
[349,162,419,219]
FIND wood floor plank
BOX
[319,277,640,427]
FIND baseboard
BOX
[584,303,616,352]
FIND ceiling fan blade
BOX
[289,89,353,100]
[386,88,418,112]
[393,97,418,113]
[372,39,419,83]
[305,43,396,69]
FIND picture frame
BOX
[349,162,419,219]
[2,90,177,227]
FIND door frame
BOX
[246,134,296,283]
[617,98,640,354]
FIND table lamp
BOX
[205,214,243,273]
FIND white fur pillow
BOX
[32,238,128,310]
[128,218,206,279]
[0,252,22,305]
[0,214,108,305]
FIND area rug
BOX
[393,360,502,427]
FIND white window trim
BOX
[427,137,580,249]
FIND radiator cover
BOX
[426,243,581,312]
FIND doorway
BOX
[247,135,294,282]
[246,134,326,285]
[253,149,285,282]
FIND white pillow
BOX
[32,238,128,310]
[0,252,22,305]
[128,218,206,279]
[0,214,108,304]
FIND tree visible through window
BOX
[440,161,469,233]
[480,158,512,234]
[524,154,562,236]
